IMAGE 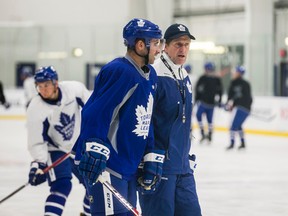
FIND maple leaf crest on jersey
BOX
[186,80,192,94]
[132,93,153,139]
[54,112,75,141]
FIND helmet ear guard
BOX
[123,18,162,48]
[34,66,58,83]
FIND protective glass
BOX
[150,38,165,51]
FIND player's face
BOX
[36,80,58,99]
[148,38,164,64]
[165,35,191,65]
[232,71,241,79]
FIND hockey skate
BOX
[207,132,212,144]
[199,129,206,144]
[226,144,234,150]
[238,142,245,150]
[199,135,206,143]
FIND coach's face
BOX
[164,35,191,65]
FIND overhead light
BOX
[285,37,288,46]
[0,21,35,28]
[190,41,227,54]
[38,52,67,59]
[190,41,215,50]
[72,48,83,57]
[203,46,227,54]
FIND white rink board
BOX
[2,89,288,135]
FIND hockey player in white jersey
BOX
[72,18,165,215]
[26,66,91,216]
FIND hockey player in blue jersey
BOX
[26,66,91,216]
[139,23,202,216]
[225,65,253,150]
[72,18,166,215]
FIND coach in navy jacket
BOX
[139,23,202,216]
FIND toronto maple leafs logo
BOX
[54,112,75,141]
[234,86,243,99]
[137,19,145,27]
[178,24,186,32]
[186,80,192,94]
[132,93,153,139]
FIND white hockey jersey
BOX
[23,76,37,104]
[26,81,91,163]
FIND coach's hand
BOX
[189,154,197,172]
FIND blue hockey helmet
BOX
[236,65,245,75]
[204,62,215,71]
[34,66,58,83]
[123,18,162,48]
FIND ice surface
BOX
[0,119,287,215]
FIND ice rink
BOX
[0,114,288,215]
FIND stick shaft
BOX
[0,152,71,204]
[98,175,140,216]
[0,183,29,204]
[43,152,71,173]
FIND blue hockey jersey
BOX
[152,52,193,174]
[73,55,157,180]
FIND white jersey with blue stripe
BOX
[27,81,91,163]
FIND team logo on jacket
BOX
[186,80,192,94]
[132,93,153,139]
[54,112,75,140]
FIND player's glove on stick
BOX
[224,100,233,111]
[28,161,47,186]
[138,149,165,194]
[189,154,197,172]
[78,139,110,185]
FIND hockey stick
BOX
[219,103,276,122]
[0,152,71,204]
[98,173,141,216]
[249,111,276,122]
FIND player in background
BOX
[225,66,253,150]
[72,18,165,215]
[0,80,11,109]
[194,62,223,144]
[139,23,202,216]
[21,69,37,108]
[26,66,91,216]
